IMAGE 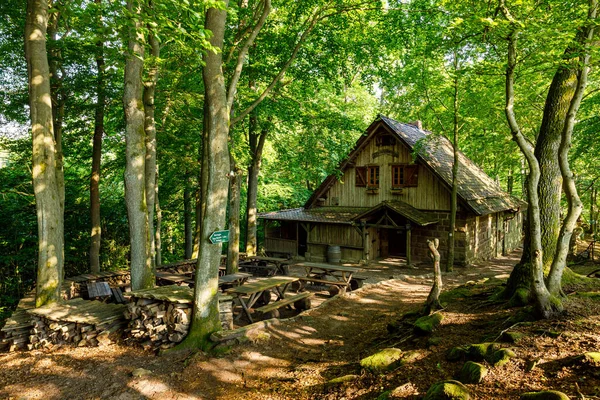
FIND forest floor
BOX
[2,248,600,400]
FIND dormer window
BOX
[376,134,395,146]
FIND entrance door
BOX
[380,229,389,258]
[388,229,407,257]
[298,224,307,257]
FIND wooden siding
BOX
[264,238,297,256]
[324,127,452,210]
[305,224,363,262]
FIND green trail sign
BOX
[209,230,229,244]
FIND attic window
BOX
[376,134,395,146]
[392,164,418,188]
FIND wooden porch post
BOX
[406,223,412,266]
[361,220,368,262]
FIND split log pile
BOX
[0,291,36,352]
[124,285,233,351]
[27,298,127,349]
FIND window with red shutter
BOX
[355,166,367,187]
[391,164,418,188]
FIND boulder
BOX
[466,343,499,362]
[360,348,404,373]
[131,368,152,377]
[446,346,467,362]
[328,374,359,384]
[491,348,517,367]
[414,313,444,335]
[423,380,471,400]
[501,331,524,343]
[457,361,488,384]
[520,390,570,400]
[583,352,600,366]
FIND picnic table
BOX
[239,256,291,276]
[156,271,252,292]
[289,262,364,294]
[225,276,309,323]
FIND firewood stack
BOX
[27,298,127,349]
[124,285,233,351]
[0,291,36,352]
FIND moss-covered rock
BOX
[583,352,600,366]
[446,346,467,362]
[428,337,443,347]
[491,348,516,367]
[360,348,404,373]
[501,331,525,343]
[466,343,499,361]
[376,390,392,400]
[413,313,444,335]
[520,390,570,400]
[457,361,488,384]
[328,374,359,384]
[423,380,471,400]
[534,329,561,338]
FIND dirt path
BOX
[0,252,520,400]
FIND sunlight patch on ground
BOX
[2,383,61,399]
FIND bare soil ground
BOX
[2,249,600,400]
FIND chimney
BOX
[409,120,423,130]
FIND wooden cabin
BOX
[259,115,525,266]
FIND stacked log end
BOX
[27,299,127,350]
[0,291,36,351]
[125,286,233,351]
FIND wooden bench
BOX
[86,281,112,300]
[111,287,127,304]
[255,292,313,319]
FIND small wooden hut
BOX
[260,115,525,266]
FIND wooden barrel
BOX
[327,245,342,264]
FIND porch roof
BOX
[353,200,439,227]
[259,207,369,225]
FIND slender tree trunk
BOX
[90,0,105,273]
[182,3,231,350]
[446,51,459,272]
[155,165,162,267]
[123,0,152,290]
[245,114,267,255]
[424,238,442,314]
[192,138,203,259]
[184,171,193,259]
[227,157,241,274]
[144,23,159,273]
[26,0,64,307]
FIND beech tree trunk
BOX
[90,0,105,274]
[446,51,459,272]
[123,0,152,290]
[155,165,162,267]
[184,171,193,259]
[182,3,231,350]
[245,114,267,255]
[502,19,561,318]
[144,25,159,273]
[26,0,64,307]
[227,159,242,274]
[534,67,577,269]
[547,0,596,294]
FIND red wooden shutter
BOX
[405,165,419,187]
[355,167,367,187]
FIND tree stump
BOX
[424,238,442,314]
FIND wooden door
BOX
[380,229,389,258]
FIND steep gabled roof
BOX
[305,115,524,216]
